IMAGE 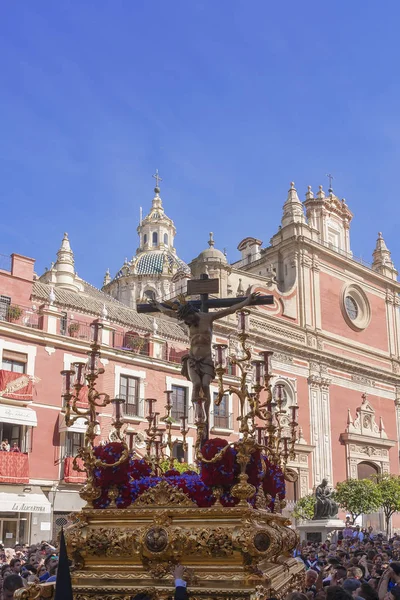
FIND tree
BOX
[291,494,315,521]
[376,474,400,536]
[335,478,381,524]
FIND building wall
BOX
[1,212,400,538]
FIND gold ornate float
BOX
[18,317,304,600]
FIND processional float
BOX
[19,291,304,600]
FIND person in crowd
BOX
[2,574,24,600]
[10,443,20,453]
[0,440,10,452]
[39,554,58,582]
[9,558,21,575]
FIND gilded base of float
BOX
[16,482,304,600]
[64,482,303,600]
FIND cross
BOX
[153,169,162,189]
[326,173,334,193]
[137,274,274,315]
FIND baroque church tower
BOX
[102,173,191,307]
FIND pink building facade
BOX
[0,180,399,543]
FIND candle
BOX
[146,398,157,417]
[252,360,264,385]
[256,426,263,444]
[283,438,288,455]
[73,362,86,386]
[88,351,99,373]
[180,415,187,433]
[237,311,247,333]
[61,370,75,394]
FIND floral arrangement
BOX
[91,441,285,510]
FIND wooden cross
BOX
[137,274,274,315]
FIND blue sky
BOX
[1,1,400,287]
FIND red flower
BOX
[200,438,236,487]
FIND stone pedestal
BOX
[297,519,346,543]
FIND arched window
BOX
[143,234,147,244]
[164,233,168,245]
[152,232,158,246]
[144,289,156,301]
[357,461,379,480]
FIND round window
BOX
[341,285,371,331]
[344,296,358,321]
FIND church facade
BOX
[0,177,399,542]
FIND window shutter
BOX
[2,350,28,363]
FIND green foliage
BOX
[291,494,315,521]
[7,304,23,322]
[335,478,381,523]
[376,474,400,535]
[160,458,198,474]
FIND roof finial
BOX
[326,173,334,195]
[208,232,215,248]
[152,169,162,193]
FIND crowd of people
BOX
[1,526,400,599]
[0,541,58,599]
[291,527,400,600]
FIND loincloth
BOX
[181,354,216,381]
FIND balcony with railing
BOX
[0,451,29,484]
[211,412,234,431]
[112,331,150,356]
[0,303,41,329]
[61,318,96,342]
[63,456,86,484]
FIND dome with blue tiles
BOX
[136,251,190,275]
[103,172,192,306]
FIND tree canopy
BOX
[335,478,381,523]
[375,474,400,535]
[291,494,315,521]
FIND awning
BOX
[58,415,87,433]
[0,405,37,427]
[0,491,51,513]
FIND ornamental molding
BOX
[351,374,375,387]
[250,318,306,344]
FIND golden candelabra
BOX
[61,322,129,506]
[195,310,298,506]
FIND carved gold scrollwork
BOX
[133,480,196,507]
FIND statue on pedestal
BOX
[313,478,338,520]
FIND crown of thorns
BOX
[164,295,199,321]
[176,303,199,320]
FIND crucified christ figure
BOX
[152,293,259,439]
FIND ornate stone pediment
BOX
[346,393,386,439]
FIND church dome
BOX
[135,250,190,276]
[196,233,227,264]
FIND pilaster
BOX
[308,371,333,486]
